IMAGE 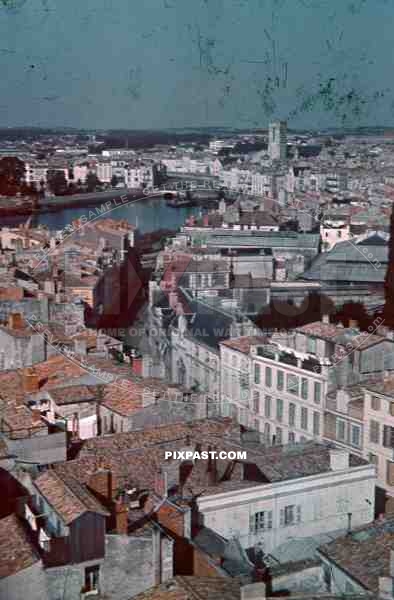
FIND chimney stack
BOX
[154,469,168,498]
[88,466,115,505]
[8,313,24,330]
[241,582,266,599]
[114,498,129,535]
[329,449,350,471]
[23,369,40,393]
[74,338,87,356]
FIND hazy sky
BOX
[0,0,393,129]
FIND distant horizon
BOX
[2,124,394,135]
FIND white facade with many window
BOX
[220,344,252,427]
[364,384,394,498]
[251,343,327,446]
[197,448,375,553]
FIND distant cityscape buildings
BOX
[1,124,394,599]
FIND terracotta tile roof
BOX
[0,514,39,579]
[2,405,45,436]
[102,380,144,416]
[296,322,385,350]
[252,441,367,483]
[80,419,234,455]
[296,321,349,340]
[221,336,267,354]
[49,385,98,405]
[34,470,109,525]
[53,420,237,493]
[132,576,240,600]
[318,518,394,592]
[364,377,394,396]
[101,376,198,418]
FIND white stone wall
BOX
[220,345,252,427]
[251,351,327,445]
[0,562,49,600]
[197,464,375,553]
[363,390,394,497]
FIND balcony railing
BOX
[256,346,276,360]
[278,352,298,367]
[301,358,322,374]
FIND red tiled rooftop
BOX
[0,514,39,579]
[221,336,267,354]
[34,470,109,525]
[132,576,240,600]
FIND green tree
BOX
[47,169,68,195]
[0,157,25,195]
[86,172,101,192]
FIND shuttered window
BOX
[314,382,321,404]
[301,407,308,431]
[289,403,296,427]
[313,412,320,436]
[369,420,380,444]
[280,505,302,526]
[287,374,299,396]
[250,510,273,533]
[265,395,272,418]
[265,367,272,388]
[276,398,283,422]
[387,461,394,486]
[253,391,260,414]
[277,370,284,391]
[383,425,394,449]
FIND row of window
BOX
[263,423,308,446]
[253,393,320,435]
[251,504,302,533]
[369,453,394,487]
[254,365,321,403]
[370,420,394,449]
[223,352,248,371]
[336,418,362,448]
[371,395,394,417]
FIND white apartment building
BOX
[225,320,392,450]
[320,220,351,251]
[171,313,220,403]
[325,171,348,194]
[125,164,154,188]
[362,379,394,502]
[101,149,136,158]
[72,164,89,184]
[124,162,165,188]
[96,162,113,183]
[250,339,327,445]
[161,156,217,175]
[24,162,48,186]
[209,139,228,153]
[251,172,274,197]
[219,167,252,194]
[197,443,375,553]
[220,336,266,429]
